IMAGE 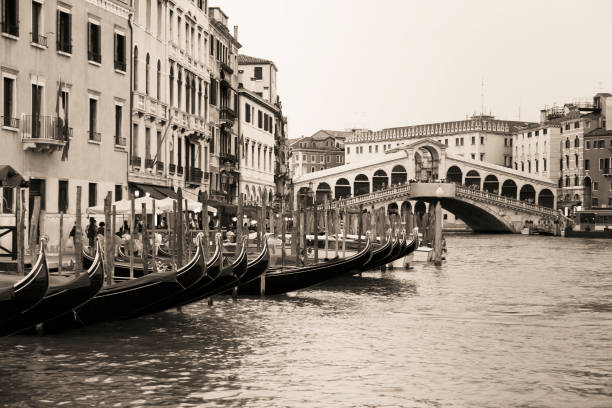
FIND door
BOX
[31,85,42,138]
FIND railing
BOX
[88,131,101,142]
[114,59,126,71]
[88,50,102,63]
[2,116,20,128]
[219,152,237,163]
[455,185,558,216]
[220,107,236,122]
[156,161,164,172]
[177,165,184,175]
[145,158,154,169]
[114,137,127,147]
[186,167,203,184]
[204,171,211,180]
[30,32,47,46]
[57,40,72,54]
[130,156,142,167]
[1,21,19,36]
[322,184,412,210]
[220,60,234,74]
[21,115,69,142]
[169,163,176,174]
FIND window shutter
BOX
[56,10,60,48]
[113,33,117,64]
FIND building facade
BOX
[0,0,131,252]
[289,130,350,178]
[345,115,533,168]
[583,128,612,209]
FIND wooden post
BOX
[313,199,318,264]
[15,188,23,275]
[236,194,243,246]
[358,204,363,251]
[302,209,307,266]
[256,199,262,251]
[58,212,63,275]
[177,188,183,267]
[294,202,300,266]
[141,202,149,274]
[184,198,191,260]
[129,193,135,278]
[28,196,41,265]
[281,200,286,268]
[324,199,329,260]
[342,205,347,258]
[111,204,116,279]
[202,192,209,258]
[103,192,111,284]
[432,200,443,265]
[75,186,82,276]
[334,206,340,258]
[151,199,157,273]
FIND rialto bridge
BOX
[292,139,565,233]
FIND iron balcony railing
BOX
[220,60,234,75]
[114,59,126,71]
[114,137,127,147]
[186,167,203,184]
[145,158,154,169]
[156,161,164,172]
[219,152,237,163]
[1,21,18,36]
[130,156,141,167]
[1,116,20,129]
[220,106,236,122]
[169,163,176,174]
[88,131,101,142]
[21,115,70,142]
[30,32,47,46]
[177,165,184,175]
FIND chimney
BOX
[233,25,238,41]
[539,109,547,123]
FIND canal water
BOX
[1,235,611,407]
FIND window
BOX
[145,53,150,95]
[31,1,45,46]
[471,153,475,159]
[592,197,599,207]
[57,9,72,53]
[87,21,101,63]
[566,155,569,168]
[528,161,531,173]
[209,34,214,55]
[593,182,599,191]
[521,162,524,171]
[528,132,532,138]
[31,83,43,136]
[263,113,269,131]
[2,76,16,127]
[254,66,262,80]
[146,0,151,31]
[29,179,46,211]
[88,97,98,141]
[1,0,19,36]
[480,153,484,161]
[565,123,570,130]
[258,110,262,128]
[114,32,126,71]
[132,123,138,156]
[565,138,570,148]
[575,121,580,129]
[369,145,372,153]
[2,187,13,213]
[347,147,350,154]
[156,60,161,99]
[320,155,324,163]
[574,136,579,148]
[575,154,579,167]
[133,46,139,90]
[543,128,547,135]
[444,139,448,145]
[87,183,97,207]
[244,103,250,122]
[209,78,217,105]
[471,136,475,145]
[543,158,547,171]
[455,138,459,146]
[114,104,122,145]
[535,160,539,172]
[504,138,507,147]
[375,145,378,153]
[115,185,122,202]
[575,175,579,186]
[586,140,591,149]
[535,130,539,136]
[145,127,151,160]
[58,180,68,213]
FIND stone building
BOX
[0,0,131,252]
[583,128,612,209]
[289,130,350,178]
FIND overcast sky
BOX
[212,0,612,139]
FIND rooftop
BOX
[238,54,277,69]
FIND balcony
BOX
[20,115,68,152]
[220,60,234,75]
[1,22,19,37]
[88,131,101,142]
[602,168,612,177]
[145,158,155,169]
[219,152,238,165]
[220,106,236,122]
[156,161,164,172]
[209,190,227,202]
[114,137,127,147]
[130,156,141,168]
[88,50,101,64]
[204,171,211,181]
[114,59,126,72]
[186,167,203,185]
[169,163,176,175]
[177,165,184,175]
[30,32,47,46]
[2,116,20,129]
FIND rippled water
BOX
[1,235,611,407]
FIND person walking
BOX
[86,218,97,248]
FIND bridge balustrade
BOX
[455,185,558,216]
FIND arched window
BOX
[133,46,139,90]
[574,136,579,148]
[191,78,196,114]
[575,154,579,167]
[177,69,182,110]
[565,176,570,187]
[198,80,202,116]
[565,138,570,148]
[185,73,191,113]
[145,53,150,95]
[535,159,539,172]
[156,60,161,100]
[528,161,531,173]
[574,175,579,186]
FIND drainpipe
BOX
[128,8,134,195]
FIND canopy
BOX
[87,196,216,215]
[0,165,25,187]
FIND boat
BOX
[0,242,49,324]
[390,230,420,269]
[41,235,206,332]
[356,231,394,273]
[178,236,250,306]
[238,237,372,296]
[234,236,270,290]
[0,240,104,336]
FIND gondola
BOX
[83,246,173,278]
[0,242,49,324]
[235,236,270,289]
[178,236,250,306]
[238,236,372,296]
[132,235,223,315]
[359,231,394,272]
[41,235,206,332]
[0,240,105,336]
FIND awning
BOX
[130,182,167,200]
[153,186,178,200]
[0,165,25,187]
[87,196,216,215]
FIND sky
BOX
[211,0,612,139]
